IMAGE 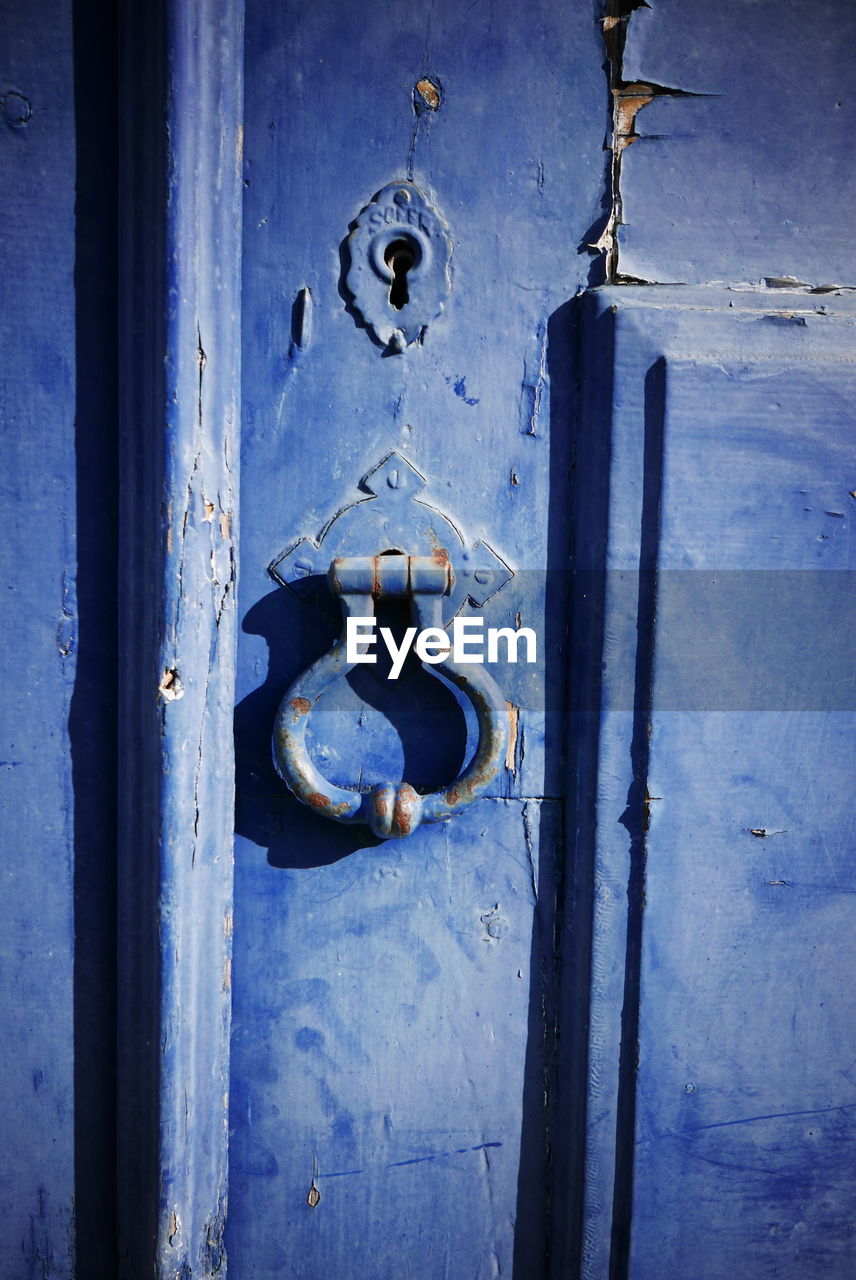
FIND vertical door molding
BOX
[118,0,244,1274]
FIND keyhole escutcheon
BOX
[345,182,450,348]
[384,238,417,310]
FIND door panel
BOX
[229,799,560,1275]
[229,0,605,1273]
[578,288,856,1280]
[616,0,856,286]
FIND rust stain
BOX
[290,696,312,715]
[374,793,389,819]
[613,83,655,149]
[415,77,440,110]
[308,792,331,809]
[430,547,452,590]
[393,783,419,835]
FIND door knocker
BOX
[272,552,507,839]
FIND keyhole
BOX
[385,239,416,310]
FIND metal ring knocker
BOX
[272,552,508,839]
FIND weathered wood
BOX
[117,1,244,1274]
[3,3,855,1276]
[229,0,605,1272]
[612,0,856,285]
[578,287,856,1280]
[0,2,78,1273]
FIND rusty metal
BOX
[272,552,508,839]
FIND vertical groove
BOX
[116,0,167,1267]
[71,0,119,1270]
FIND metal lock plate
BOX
[268,451,513,620]
[344,182,452,351]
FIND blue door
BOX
[1,0,854,1277]
[227,2,604,1273]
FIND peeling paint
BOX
[415,77,441,111]
[480,903,507,943]
[520,322,547,435]
[116,2,243,1271]
[594,3,700,282]
[505,702,520,774]
[522,801,538,903]
[159,668,184,702]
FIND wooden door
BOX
[2,1,854,1277]
[227,1,604,1274]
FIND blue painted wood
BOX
[117,0,244,1274]
[578,287,856,1279]
[3,3,854,1275]
[0,2,79,1272]
[229,0,606,1273]
[614,0,856,285]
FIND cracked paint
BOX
[505,703,520,774]
[593,2,699,282]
